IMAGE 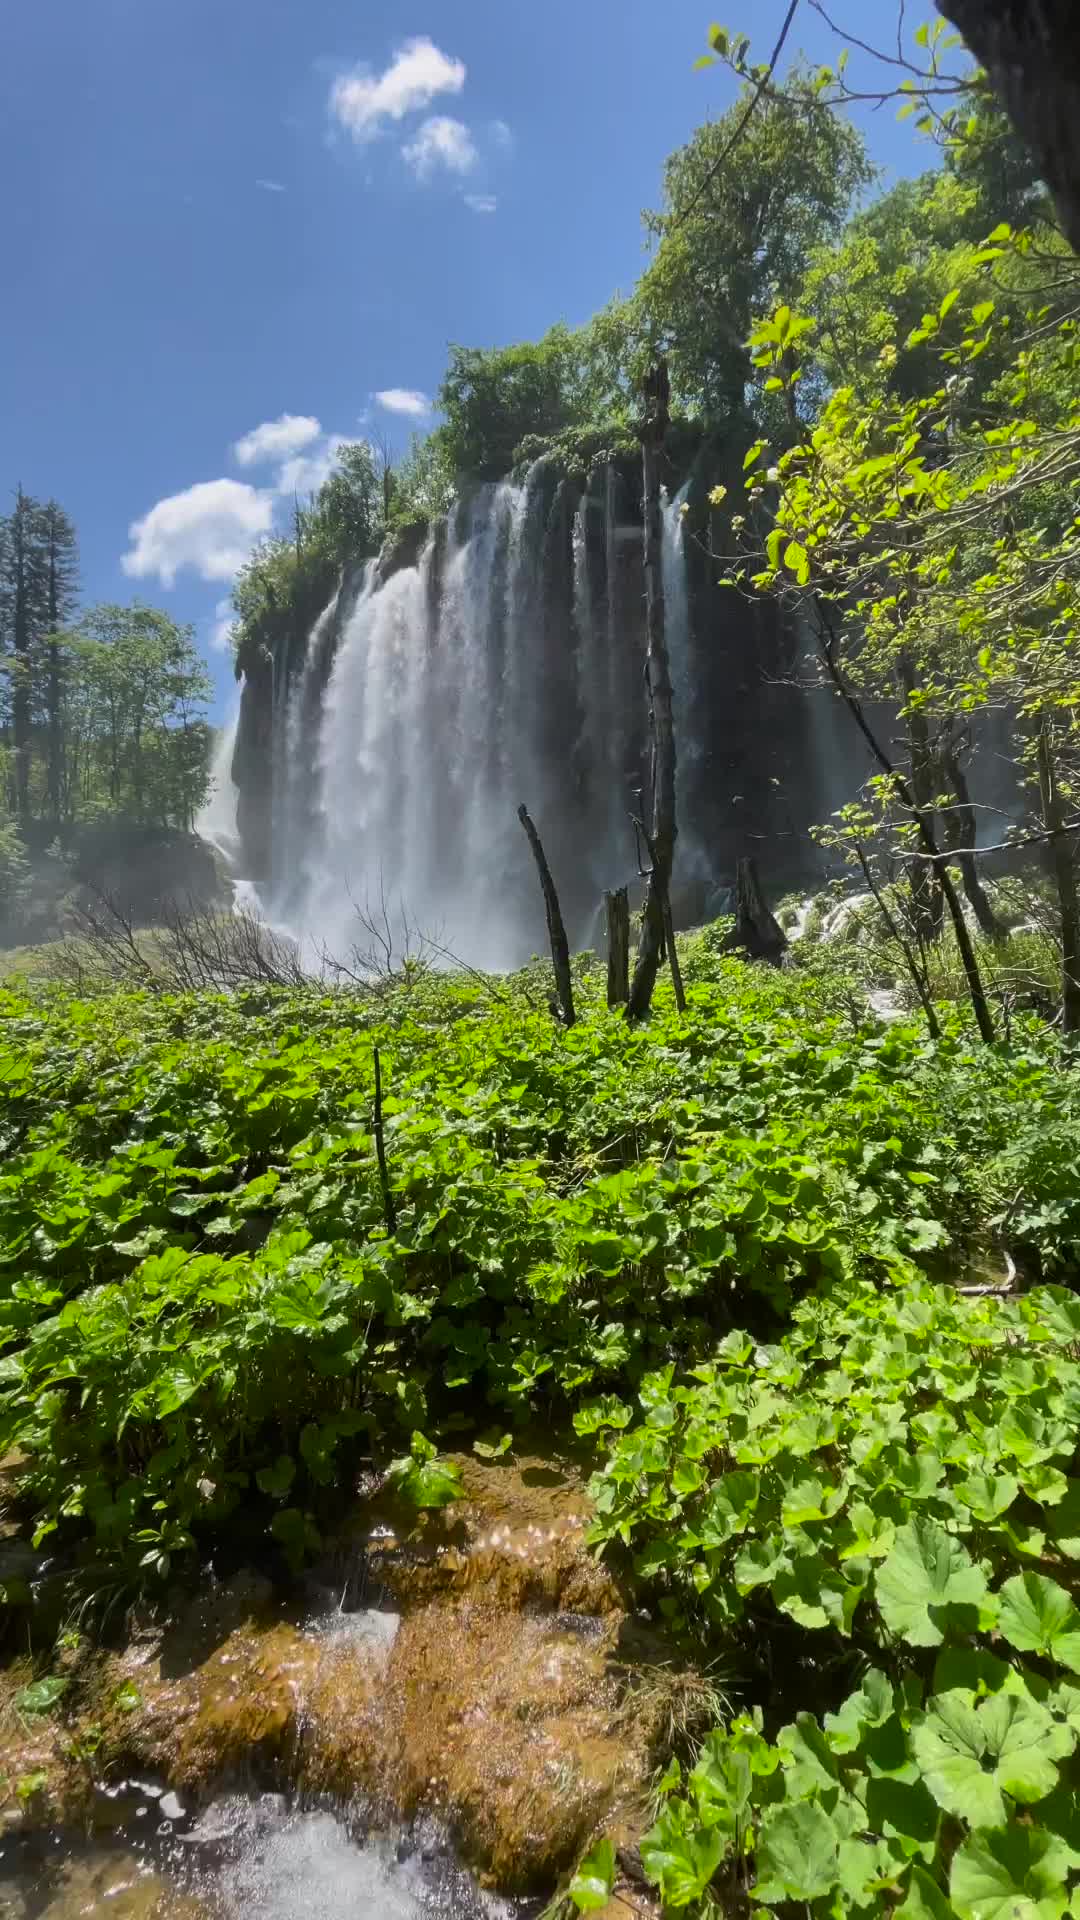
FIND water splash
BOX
[196,712,240,867]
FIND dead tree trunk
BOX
[897,653,943,944]
[1037,720,1080,1035]
[517,802,575,1028]
[939,727,1002,940]
[628,361,680,1022]
[725,857,789,964]
[855,845,942,1039]
[605,887,630,1007]
[813,598,996,1045]
[938,0,1080,258]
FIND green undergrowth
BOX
[588,1280,1080,1917]
[2,951,1080,1584]
[6,946,1080,1913]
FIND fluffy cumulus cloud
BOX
[464,193,497,215]
[275,434,350,497]
[122,480,274,589]
[233,413,322,468]
[329,38,465,143]
[209,597,236,654]
[402,115,477,180]
[374,388,430,418]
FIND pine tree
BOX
[0,491,79,827]
[0,489,43,821]
[37,501,80,830]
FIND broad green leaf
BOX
[911,1691,1007,1828]
[16,1676,69,1717]
[641,1813,726,1907]
[780,1474,845,1525]
[255,1454,296,1499]
[734,1537,789,1591]
[950,1826,1071,1920]
[864,1775,940,1859]
[895,1865,954,1920]
[913,1689,1069,1826]
[876,1519,992,1647]
[755,1800,839,1904]
[998,1572,1080,1673]
[776,1713,842,1797]
[569,1837,616,1912]
[957,1471,1018,1523]
[701,1470,759,1542]
[824,1671,895,1753]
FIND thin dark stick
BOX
[373,1046,397,1236]
[517,803,576,1028]
[670,0,801,232]
[855,844,942,1040]
[812,599,995,1044]
[630,812,687,1012]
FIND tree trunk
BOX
[46,531,62,834]
[856,844,942,1039]
[938,0,1080,256]
[628,361,679,1022]
[605,887,630,1007]
[517,802,576,1028]
[897,652,943,944]
[939,731,1002,940]
[1037,719,1080,1034]
[11,491,31,824]
[725,856,789,964]
[812,599,995,1044]
[47,637,61,831]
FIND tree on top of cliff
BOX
[635,67,874,423]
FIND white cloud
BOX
[402,115,477,180]
[233,413,322,469]
[255,178,287,194]
[122,480,274,589]
[329,38,465,143]
[210,597,236,653]
[464,193,498,215]
[490,119,513,149]
[275,434,350,497]
[374,388,431,418]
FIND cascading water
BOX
[662,483,712,896]
[197,711,241,867]
[231,455,864,968]
[269,462,661,970]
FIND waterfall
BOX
[236,458,871,970]
[197,711,241,866]
[662,483,711,901]
[275,467,583,971]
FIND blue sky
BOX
[1,0,930,719]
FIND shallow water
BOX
[0,1794,520,1920]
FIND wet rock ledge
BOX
[0,1452,684,1907]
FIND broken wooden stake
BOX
[518,803,576,1028]
[605,887,630,1007]
[724,857,789,966]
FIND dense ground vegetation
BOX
[6,925,1080,1912]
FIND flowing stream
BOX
[0,1797,516,1920]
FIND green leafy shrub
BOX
[2,956,1080,1588]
